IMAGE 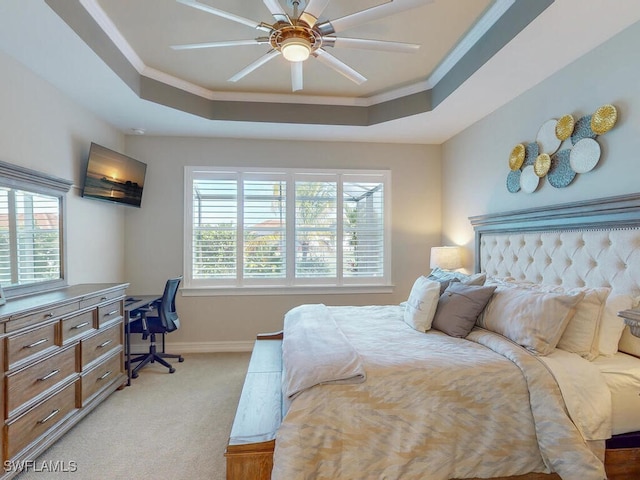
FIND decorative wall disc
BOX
[524,142,539,166]
[509,144,525,171]
[570,138,601,173]
[555,114,575,140]
[534,153,551,177]
[571,115,597,145]
[520,165,540,193]
[547,149,576,188]
[536,119,561,155]
[506,170,521,193]
[504,103,617,193]
[591,104,617,134]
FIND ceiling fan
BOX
[173,0,432,92]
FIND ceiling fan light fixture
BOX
[281,37,311,62]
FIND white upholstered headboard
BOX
[470,193,640,298]
[478,229,640,297]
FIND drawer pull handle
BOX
[44,313,54,319]
[98,370,112,380]
[72,322,90,330]
[101,297,108,301]
[38,369,60,382]
[98,340,113,348]
[37,409,60,425]
[104,309,119,317]
[24,338,49,349]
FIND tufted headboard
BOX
[470,192,640,359]
[469,193,640,297]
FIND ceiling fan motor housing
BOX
[270,23,322,61]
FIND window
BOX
[184,167,390,292]
[0,161,71,297]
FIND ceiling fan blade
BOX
[176,0,271,33]
[299,0,331,27]
[314,49,366,85]
[316,0,432,35]
[263,0,291,24]
[324,37,420,53]
[229,50,281,83]
[171,39,267,50]
[291,62,303,92]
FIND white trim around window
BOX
[183,166,392,295]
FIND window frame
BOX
[0,160,71,298]
[183,166,392,295]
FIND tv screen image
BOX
[82,143,147,207]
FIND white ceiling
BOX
[1,0,640,144]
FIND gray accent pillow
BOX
[428,277,459,295]
[431,282,497,338]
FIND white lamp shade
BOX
[281,38,311,62]
[430,246,462,270]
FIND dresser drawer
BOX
[5,302,80,333]
[6,346,77,417]
[61,310,96,343]
[81,350,122,405]
[97,300,122,327]
[81,321,122,368]
[5,381,77,460]
[79,289,125,309]
[6,321,59,369]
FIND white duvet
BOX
[272,305,609,480]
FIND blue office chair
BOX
[128,276,184,378]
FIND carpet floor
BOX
[13,352,251,480]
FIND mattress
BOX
[593,352,640,435]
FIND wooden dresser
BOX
[0,283,128,478]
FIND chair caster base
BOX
[178,357,184,362]
[132,372,139,379]
[169,367,176,374]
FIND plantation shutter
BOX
[15,191,61,283]
[0,187,62,286]
[342,180,385,278]
[0,188,11,284]
[294,179,337,278]
[243,178,286,279]
[192,177,238,280]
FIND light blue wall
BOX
[442,20,640,270]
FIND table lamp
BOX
[430,246,462,271]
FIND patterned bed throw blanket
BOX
[273,305,606,480]
[282,304,366,400]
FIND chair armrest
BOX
[130,308,151,338]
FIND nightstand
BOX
[617,309,640,337]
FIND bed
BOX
[225,192,640,480]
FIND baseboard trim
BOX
[129,341,255,354]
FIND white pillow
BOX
[404,277,440,332]
[556,286,610,360]
[480,286,584,355]
[598,294,634,356]
[482,279,610,360]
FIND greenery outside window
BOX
[0,161,71,298]
[184,167,391,292]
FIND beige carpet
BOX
[15,352,250,480]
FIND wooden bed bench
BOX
[225,332,283,480]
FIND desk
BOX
[124,295,162,385]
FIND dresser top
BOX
[0,283,129,322]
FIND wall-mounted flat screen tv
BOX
[82,143,147,208]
